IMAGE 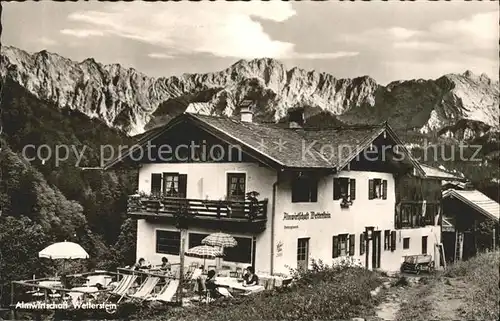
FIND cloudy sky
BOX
[3,1,498,84]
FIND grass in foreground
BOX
[444,251,500,320]
[395,251,500,321]
[134,261,382,321]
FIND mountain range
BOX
[1,46,498,140]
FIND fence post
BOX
[493,228,496,251]
[10,282,15,320]
[177,229,186,305]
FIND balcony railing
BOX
[127,195,268,221]
[395,201,440,229]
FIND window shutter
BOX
[332,236,339,258]
[151,173,162,196]
[368,179,374,200]
[350,179,356,200]
[310,177,318,202]
[391,231,396,251]
[333,178,341,200]
[178,174,187,198]
[382,180,388,200]
[360,233,365,255]
[349,234,355,256]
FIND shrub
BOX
[133,264,382,321]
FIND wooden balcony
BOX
[127,195,268,232]
[395,201,441,229]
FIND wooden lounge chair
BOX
[106,274,138,303]
[147,279,180,303]
[128,276,161,301]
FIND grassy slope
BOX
[132,265,382,321]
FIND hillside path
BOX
[366,275,469,321]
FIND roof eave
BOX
[443,190,500,222]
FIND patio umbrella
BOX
[39,241,89,259]
[39,241,89,276]
[185,245,224,268]
[202,233,238,269]
[202,233,237,248]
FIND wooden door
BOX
[372,231,381,269]
[297,238,310,271]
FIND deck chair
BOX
[128,276,160,301]
[183,265,196,280]
[148,279,180,303]
[106,274,138,303]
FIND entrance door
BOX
[297,238,310,271]
[372,231,381,269]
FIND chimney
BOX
[288,108,305,128]
[239,99,254,123]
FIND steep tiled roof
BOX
[105,112,422,173]
[190,113,384,168]
[443,189,500,221]
[421,164,466,181]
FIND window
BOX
[424,203,437,225]
[151,173,162,196]
[227,173,246,201]
[391,231,397,251]
[189,234,253,264]
[360,233,366,255]
[369,179,387,200]
[396,202,434,229]
[333,178,356,201]
[156,230,181,255]
[224,237,252,263]
[292,173,318,203]
[421,236,428,255]
[332,234,355,258]
[384,230,391,251]
[164,173,179,196]
[188,232,209,249]
[163,173,187,197]
[403,237,410,250]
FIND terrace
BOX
[127,195,269,232]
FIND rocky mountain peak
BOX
[1,46,498,137]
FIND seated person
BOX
[159,257,171,271]
[205,270,218,298]
[133,258,150,270]
[203,270,233,299]
[242,266,259,287]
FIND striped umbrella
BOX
[202,233,237,248]
[185,245,224,268]
[202,233,238,269]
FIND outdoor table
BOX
[38,280,62,288]
[215,277,264,293]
